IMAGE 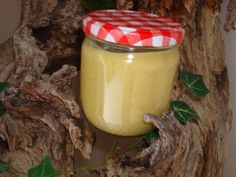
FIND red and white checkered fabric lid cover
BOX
[82,10,185,47]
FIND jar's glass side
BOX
[80,37,180,136]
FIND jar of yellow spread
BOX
[81,10,185,136]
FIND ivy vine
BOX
[0,67,209,176]
[144,67,209,143]
[0,140,124,177]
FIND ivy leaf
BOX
[0,163,11,173]
[27,156,57,177]
[0,102,6,117]
[81,0,116,11]
[180,68,209,97]
[0,82,10,92]
[144,129,158,144]
[170,101,200,124]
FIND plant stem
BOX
[58,139,118,176]
[116,138,144,155]
[58,138,144,176]
[106,138,118,161]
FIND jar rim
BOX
[86,35,179,52]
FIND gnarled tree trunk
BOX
[0,0,234,177]
[100,0,233,177]
[0,0,94,177]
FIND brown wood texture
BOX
[225,0,236,31]
[0,0,94,177]
[101,0,233,177]
[0,0,233,177]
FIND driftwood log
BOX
[0,0,234,177]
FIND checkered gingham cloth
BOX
[82,10,185,47]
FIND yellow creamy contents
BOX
[80,37,179,136]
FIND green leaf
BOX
[0,82,10,92]
[0,102,6,117]
[180,68,209,97]
[27,156,57,177]
[0,163,11,173]
[144,129,158,144]
[170,101,200,124]
[81,0,116,11]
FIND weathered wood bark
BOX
[0,39,15,81]
[225,0,236,31]
[0,0,94,177]
[99,0,233,177]
[0,0,234,177]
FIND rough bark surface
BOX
[0,0,233,177]
[0,39,15,81]
[225,0,236,31]
[100,0,232,177]
[0,0,94,177]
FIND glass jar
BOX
[80,10,184,136]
